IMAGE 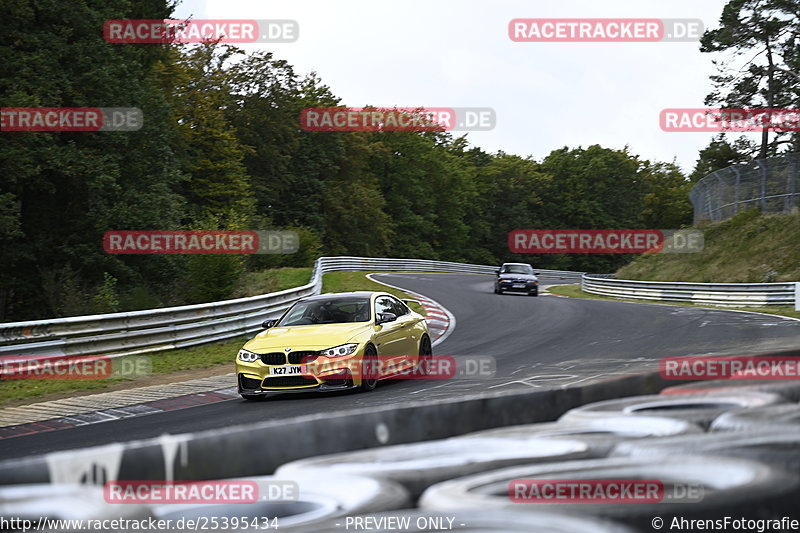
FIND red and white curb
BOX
[0,375,238,439]
[366,273,456,347]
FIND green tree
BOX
[639,161,693,228]
[158,44,254,226]
[0,0,185,320]
[701,0,800,158]
[689,134,755,181]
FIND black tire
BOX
[711,403,800,432]
[152,473,410,529]
[359,345,379,392]
[462,415,702,456]
[494,286,502,294]
[559,391,785,429]
[419,456,800,528]
[528,289,538,296]
[416,335,433,376]
[0,484,153,521]
[240,393,267,401]
[276,436,592,499]
[611,429,800,474]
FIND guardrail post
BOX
[796,282,800,312]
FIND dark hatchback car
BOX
[494,263,539,296]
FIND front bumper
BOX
[498,280,538,292]
[237,373,357,394]
[236,351,364,394]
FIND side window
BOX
[388,296,410,317]
[374,297,394,319]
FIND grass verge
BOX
[0,337,248,407]
[548,283,800,320]
[234,267,312,297]
[616,210,800,283]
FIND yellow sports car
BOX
[235,291,432,400]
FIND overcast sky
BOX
[174,0,739,173]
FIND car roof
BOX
[502,262,532,267]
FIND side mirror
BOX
[376,312,397,325]
[261,319,277,329]
[401,298,420,306]
[495,269,501,275]
[534,272,540,276]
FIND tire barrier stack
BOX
[270,388,800,532]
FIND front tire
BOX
[416,335,433,375]
[359,345,379,392]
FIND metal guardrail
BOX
[0,257,583,358]
[582,274,800,309]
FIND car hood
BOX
[244,322,373,352]
[498,273,538,281]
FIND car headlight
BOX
[238,349,258,362]
[320,343,359,358]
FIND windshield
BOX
[277,297,371,325]
[501,265,533,275]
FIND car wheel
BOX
[528,289,538,296]
[494,286,502,294]
[416,335,433,375]
[240,393,266,401]
[360,345,379,392]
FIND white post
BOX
[796,282,800,312]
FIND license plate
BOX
[269,365,302,376]
[512,283,526,288]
